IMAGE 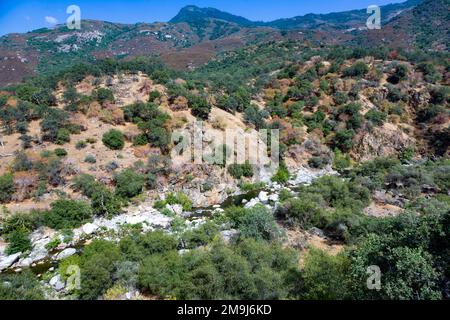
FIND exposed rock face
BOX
[49,274,65,291]
[170,96,189,111]
[258,191,269,203]
[220,229,240,245]
[352,123,415,162]
[409,88,430,109]
[166,163,237,208]
[0,252,21,271]
[364,203,403,217]
[57,248,77,260]
[244,198,261,208]
[82,223,99,235]
[166,204,183,216]
[288,166,337,185]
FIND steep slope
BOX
[170,5,257,41]
[266,0,422,30]
[355,0,449,50]
[170,5,256,27]
[0,0,446,88]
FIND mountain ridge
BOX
[170,0,423,30]
[1,0,448,88]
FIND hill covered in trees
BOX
[0,0,449,301]
[2,0,448,88]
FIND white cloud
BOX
[45,16,58,25]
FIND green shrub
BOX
[55,128,71,145]
[58,255,81,280]
[348,233,442,299]
[41,108,69,142]
[399,147,415,164]
[12,152,33,172]
[277,193,330,229]
[300,249,351,299]
[93,88,114,104]
[0,270,44,300]
[244,105,267,129]
[133,134,148,146]
[332,129,355,152]
[239,182,266,192]
[91,185,122,217]
[0,211,40,235]
[138,239,298,299]
[0,173,15,203]
[0,94,7,107]
[102,129,125,150]
[45,237,61,250]
[308,175,370,211]
[84,155,96,163]
[72,174,97,197]
[79,240,121,299]
[43,199,93,230]
[308,156,330,169]
[148,90,161,102]
[54,148,68,157]
[333,91,349,105]
[165,192,193,211]
[227,161,253,179]
[387,85,406,102]
[75,140,87,150]
[333,149,351,171]
[114,169,145,198]
[388,64,408,84]
[123,102,170,151]
[5,229,32,255]
[236,205,282,241]
[120,230,178,261]
[365,109,386,126]
[417,104,445,123]
[343,61,368,77]
[272,163,290,183]
[181,221,219,249]
[189,95,211,119]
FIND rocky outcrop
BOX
[352,123,415,162]
[0,252,21,271]
[49,274,65,291]
[288,166,337,185]
[220,230,240,245]
[57,248,77,260]
[409,88,430,109]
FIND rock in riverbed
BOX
[0,252,21,271]
[57,248,76,260]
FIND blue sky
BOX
[0,0,406,36]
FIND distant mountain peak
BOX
[170,5,255,27]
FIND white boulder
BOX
[258,191,269,203]
[244,198,260,208]
[49,274,65,291]
[82,223,99,235]
[220,229,240,244]
[268,193,279,202]
[0,252,21,271]
[57,248,76,260]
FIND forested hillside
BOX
[0,0,449,301]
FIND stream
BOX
[0,166,337,277]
